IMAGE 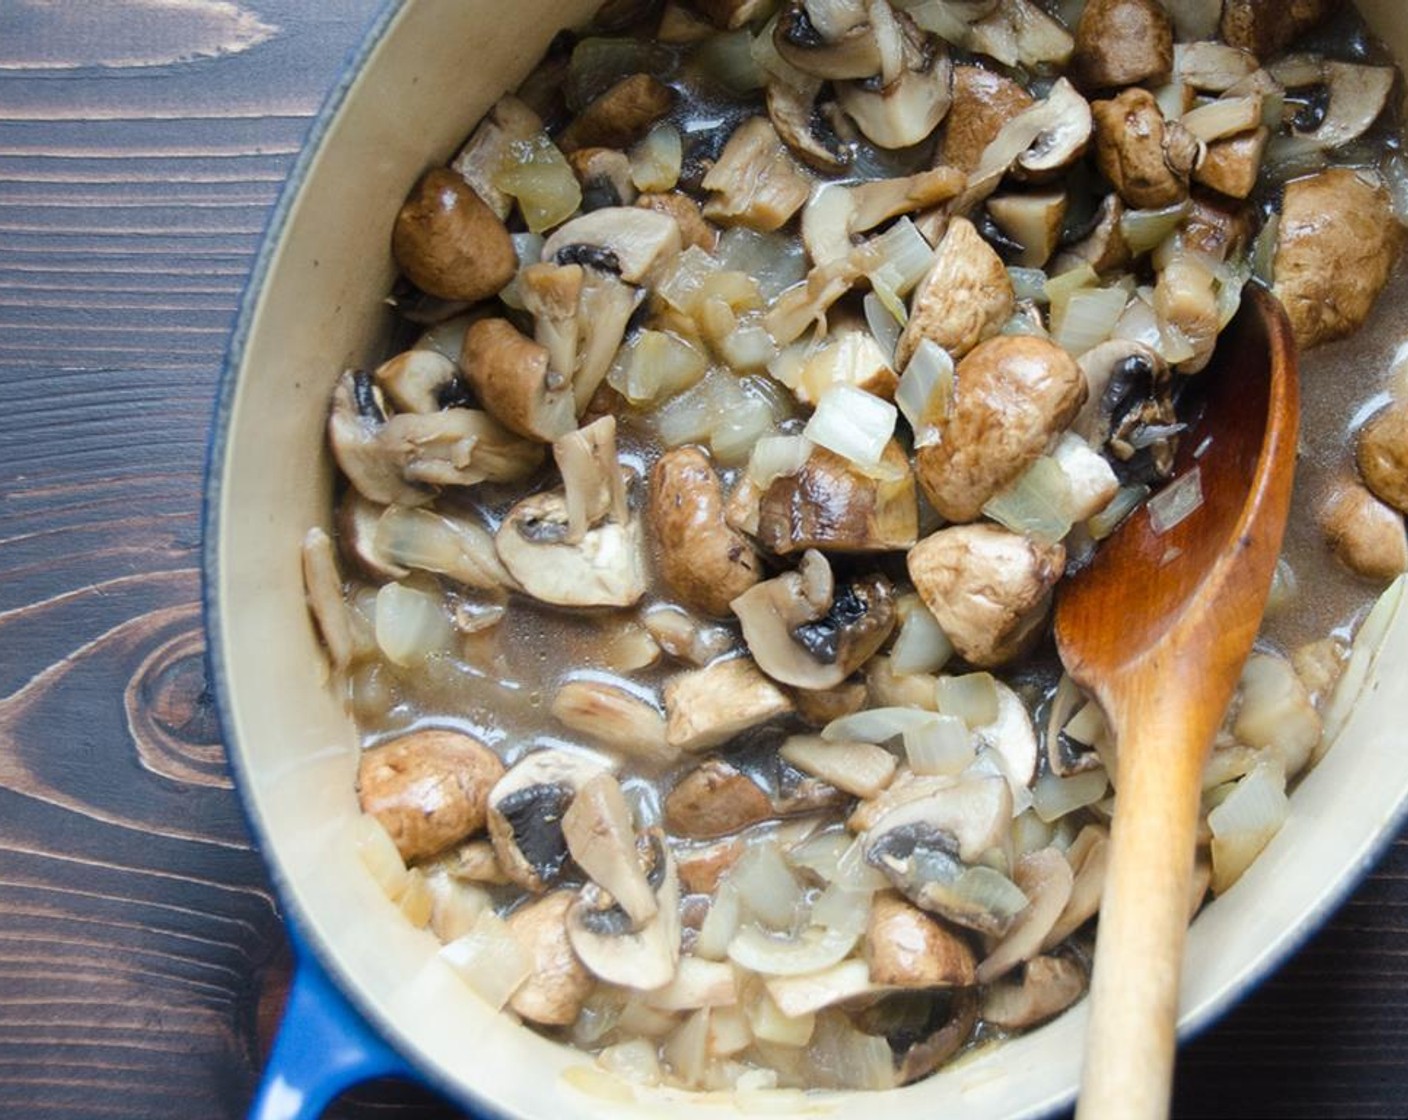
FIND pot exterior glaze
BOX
[207,3,1408,1118]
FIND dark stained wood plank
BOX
[0,2,1405,1119]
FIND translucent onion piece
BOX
[355,814,408,901]
[597,1039,664,1087]
[890,596,954,675]
[731,842,804,931]
[804,1009,896,1091]
[1088,483,1151,540]
[809,884,874,938]
[720,324,778,372]
[728,924,859,977]
[631,124,683,193]
[695,881,743,961]
[712,396,777,466]
[1044,263,1098,318]
[1032,769,1110,824]
[747,988,816,1048]
[493,133,581,234]
[1053,286,1129,356]
[1251,213,1280,287]
[822,706,939,743]
[982,456,1076,545]
[864,291,903,367]
[936,672,1000,727]
[657,244,722,314]
[803,384,897,470]
[1208,761,1289,894]
[1008,266,1050,303]
[376,506,510,590]
[1319,576,1404,754]
[903,713,974,776]
[1120,202,1191,255]
[653,368,748,447]
[694,28,765,92]
[663,1008,712,1088]
[715,226,809,300]
[896,339,954,448]
[865,217,934,297]
[426,872,491,943]
[374,582,454,666]
[647,957,739,1011]
[785,828,852,883]
[1112,293,1164,350]
[439,910,532,1011]
[608,330,708,404]
[398,868,433,928]
[748,435,814,488]
[565,37,675,112]
[1148,467,1204,535]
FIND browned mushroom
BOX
[550,679,675,765]
[636,191,718,252]
[663,758,774,839]
[939,65,1035,174]
[865,892,977,988]
[1072,0,1174,91]
[1193,127,1270,200]
[392,168,517,303]
[1092,87,1201,210]
[358,729,507,863]
[1358,397,1408,514]
[1272,169,1403,351]
[895,217,1014,369]
[663,656,796,753]
[460,318,576,442]
[1320,483,1408,582]
[1220,0,1340,58]
[702,116,814,232]
[649,447,764,618]
[559,73,677,153]
[981,955,1087,1030]
[506,892,595,1026]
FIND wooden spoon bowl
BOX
[1055,285,1300,1119]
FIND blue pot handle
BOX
[248,949,418,1120]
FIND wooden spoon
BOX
[1055,285,1300,1120]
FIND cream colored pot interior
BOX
[213,3,1408,1117]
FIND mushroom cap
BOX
[773,0,883,81]
[496,489,648,609]
[865,891,977,989]
[940,65,1035,174]
[506,892,595,1026]
[663,758,774,839]
[1357,398,1408,514]
[1072,0,1174,91]
[895,217,1014,370]
[461,318,576,443]
[392,168,517,302]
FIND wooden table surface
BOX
[1,2,1406,1117]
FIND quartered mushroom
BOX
[486,749,611,892]
[569,147,638,210]
[756,442,919,555]
[865,891,976,988]
[636,191,717,252]
[461,318,576,442]
[1220,0,1339,59]
[1044,674,1109,778]
[663,656,796,753]
[358,729,507,864]
[1074,339,1178,483]
[1357,396,1408,515]
[1193,126,1270,200]
[373,349,467,415]
[551,678,675,765]
[1092,87,1201,210]
[731,550,897,690]
[336,492,408,582]
[506,891,596,1026]
[1280,58,1395,150]
[567,828,682,990]
[908,523,1066,669]
[940,64,1034,174]
[780,734,897,799]
[392,168,518,303]
[1051,193,1129,276]
[563,771,660,927]
[772,0,884,81]
[559,73,677,153]
[894,217,1013,368]
[967,0,1074,71]
[835,16,953,150]
[664,758,775,839]
[554,415,630,545]
[701,116,814,232]
[981,954,1087,1030]
[986,190,1068,269]
[542,206,682,285]
[1072,0,1174,91]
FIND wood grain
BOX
[0,3,1404,1118]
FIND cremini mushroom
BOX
[702,116,814,232]
[793,680,870,728]
[551,679,675,765]
[1092,87,1201,210]
[542,205,683,285]
[967,0,1074,71]
[1072,0,1174,91]
[835,18,953,150]
[567,829,682,989]
[975,848,1075,983]
[373,349,465,415]
[802,168,964,269]
[636,191,717,252]
[506,891,595,1026]
[1272,168,1403,351]
[986,190,1068,269]
[1193,126,1270,200]
[980,954,1087,1030]
[1284,60,1395,151]
[1320,483,1408,582]
[553,415,629,545]
[559,73,677,153]
[912,335,1087,523]
[1074,339,1178,483]
[908,523,1066,668]
[336,492,407,582]
[1051,193,1129,276]
[392,168,517,302]
[1220,0,1339,59]
[358,729,507,863]
[756,442,919,555]
[649,446,764,618]
[570,147,638,210]
[461,318,576,442]
[865,892,977,988]
[1357,397,1408,514]
[664,758,774,839]
[731,551,897,690]
[788,318,900,402]
[496,488,647,608]
[779,734,897,800]
[663,656,796,753]
[767,78,851,173]
[939,65,1034,174]
[563,771,660,926]
[487,749,609,892]
[894,217,1013,369]
[642,604,736,668]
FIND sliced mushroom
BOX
[1051,193,1130,277]
[981,954,1087,1030]
[1357,397,1408,514]
[542,206,682,285]
[757,442,919,555]
[1043,825,1110,948]
[642,604,736,668]
[793,680,870,728]
[1044,675,1107,778]
[908,523,1066,669]
[1272,169,1403,351]
[551,679,675,765]
[358,729,507,863]
[554,415,629,547]
[835,23,953,150]
[702,116,814,232]
[507,891,595,1026]
[663,656,796,753]
[862,773,1013,866]
[803,168,964,270]
[392,168,517,303]
[569,147,638,210]
[450,95,544,220]
[865,892,977,988]
[559,73,677,153]
[967,0,1074,71]
[1074,339,1177,483]
[1220,0,1340,59]
[1072,0,1174,91]
[302,527,354,671]
[1320,483,1408,582]
[732,552,897,690]
[519,262,584,392]
[664,758,775,839]
[636,191,717,253]
[336,491,407,582]
[1092,87,1201,210]
[487,749,610,892]
[973,679,1040,789]
[373,349,465,415]
[894,217,1013,369]
[567,829,682,990]
[779,734,897,800]
[1286,60,1395,151]
[461,318,576,442]
[986,190,1067,269]
[1193,126,1270,200]
[649,446,764,618]
[773,0,882,81]
[939,65,1035,175]
[767,78,851,173]
[496,489,648,609]
[563,771,659,926]
[912,335,1087,523]
[975,848,1075,983]
[447,838,511,886]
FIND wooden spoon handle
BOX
[1076,704,1212,1120]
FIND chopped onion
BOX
[658,244,722,314]
[376,506,510,591]
[694,28,765,92]
[653,368,747,447]
[896,338,954,448]
[1088,483,1150,540]
[694,882,741,961]
[426,872,491,943]
[864,291,903,367]
[809,884,874,938]
[803,384,897,470]
[832,835,891,892]
[355,814,408,901]
[822,706,938,743]
[1148,466,1204,535]
[747,988,816,1048]
[1263,134,1329,185]
[716,226,809,300]
[720,324,778,372]
[1044,263,1098,318]
[1032,769,1110,823]
[1180,94,1263,143]
[712,396,776,466]
[1112,293,1163,350]
[663,1008,712,1088]
[1208,761,1289,893]
[1251,213,1280,287]
[597,1039,664,1087]
[439,910,532,1011]
[1265,556,1299,618]
[785,828,851,883]
[1052,434,1120,522]
[493,133,581,234]
[497,232,547,311]
[903,713,974,776]
[1008,266,1049,303]
[890,595,954,675]
[1120,202,1191,255]
[804,1011,896,1091]
[1053,286,1128,356]
[728,924,858,977]
[398,868,433,928]
[748,434,814,488]
[375,582,454,666]
[901,0,974,45]
[936,672,1000,727]
[1064,700,1107,747]
[631,124,683,193]
[647,957,739,1011]
[865,217,934,297]
[731,843,804,931]
[982,456,1076,545]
